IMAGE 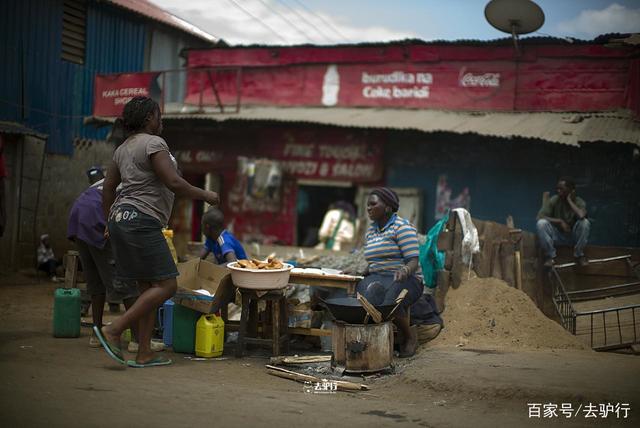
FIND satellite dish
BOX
[485,0,545,35]
[485,0,545,56]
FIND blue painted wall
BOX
[386,132,640,248]
[0,0,146,155]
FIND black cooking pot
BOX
[321,296,397,324]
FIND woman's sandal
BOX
[92,325,125,365]
[126,356,173,368]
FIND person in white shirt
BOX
[37,234,61,281]
[315,201,356,251]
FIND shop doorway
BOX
[296,183,357,247]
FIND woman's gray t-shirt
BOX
[111,133,176,226]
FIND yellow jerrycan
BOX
[195,314,225,358]
[162,228,178,264]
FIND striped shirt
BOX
[364,214,422,280]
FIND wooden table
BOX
[288,271,362,296]
[225,272,363,340]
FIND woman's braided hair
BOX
[121,96,159,134]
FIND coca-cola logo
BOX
[459,72,500,88]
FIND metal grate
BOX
[550,256,640,350]
[61,0,86,65]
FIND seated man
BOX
[536,177,590,267]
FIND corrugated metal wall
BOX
[386,133,640,248]
[0,0,146,155]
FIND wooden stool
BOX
[64,250,80,289]
[236,289,289,358]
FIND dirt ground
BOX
[1,273,639,428]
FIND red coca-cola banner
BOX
[185,44,633,112]
[93,73,161,117]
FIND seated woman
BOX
[357,187,422,357]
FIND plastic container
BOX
[172,304,200,353]
[226,262,293,290]
[162,229,178,264]
[195,314,225,358]
[161,299,175,347]
[52,288,81,338]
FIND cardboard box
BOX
[173,259,232,314]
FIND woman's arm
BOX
[103,161,121,220]
[394,257,419,282]
[151,151,219,205]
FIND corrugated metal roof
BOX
[0,0,147,155]
[107,0,217,43]
[0,121,47,139]
[85,108,640,146]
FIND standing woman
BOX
[358,187,422,357]
[95,96,219,367]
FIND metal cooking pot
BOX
[321,297,397,324]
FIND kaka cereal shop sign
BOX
[93,72,161,116]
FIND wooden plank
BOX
[514,250,523,290]
[356,293,382,323]
[501,245,515,287]
[61,20,85,35]
[62,28,85,43]
[272,299,281,356]
[475,222,496,278]
[435,270,450,314]
[62,13,85,28]
[64,251,79,289]
[288,276,357,289]
[490,241,503,279]
[62,37,84,50]
[451,215,463,288]
[437,231,454,251]
[289,272,363,282]
[289,327,332,337]
[269,355,332,365]
[444,251,453,270]
[265,365,370,391]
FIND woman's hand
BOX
[394,265,410,282]
[205,191,220,206]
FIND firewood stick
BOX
[356,293,382,323]
[265,365,369,391]
[269,355,332,365]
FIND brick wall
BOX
[0,138,116,271]
[34,140,116,265]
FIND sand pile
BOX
[431,276,588,350]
